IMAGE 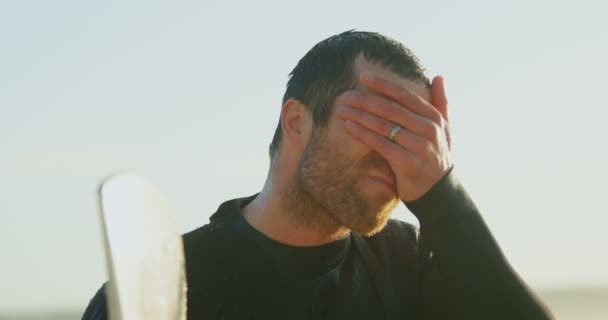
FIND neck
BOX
[242,169,350,247]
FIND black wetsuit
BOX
[82,168,553,319]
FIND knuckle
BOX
[432,124,442,141]
[375,100,392,117]
[382,120,395,135]
[373,96,397,115]
[429,112,443,126]
[389,101,403,116]
[433,114,443,127]
[415,140,434,155]
[406,157,423,172]
[395,87,410,101]
[421,121,437,138]
[424,141,435,154]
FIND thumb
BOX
[431,75,448,122]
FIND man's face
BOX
[297,127,398,236]
[295,57,430,236]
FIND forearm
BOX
[405,168,553,319]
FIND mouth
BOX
[367,174,396,193]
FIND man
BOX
[83,30,553,319]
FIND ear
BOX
[280,98,312,152]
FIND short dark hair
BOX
[269,30,430,159]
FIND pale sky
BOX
[1,0,607,313]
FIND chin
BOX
[352,219,389,237]
[349,196,399,237]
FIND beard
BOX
[284,129,399,237]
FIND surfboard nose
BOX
[98,173,187,320]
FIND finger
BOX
[338,105,430,155]
[360,72,443,125]
[340,90,435,138]
[431,75,449,122]
[344,120,418,172]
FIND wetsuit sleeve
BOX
[404,167,554,319]
[81,284,108,320]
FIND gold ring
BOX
[387,125,401,142]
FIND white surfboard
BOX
[98,173,187,320]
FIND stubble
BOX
[284,130,399,237]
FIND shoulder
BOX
[180,197,280,317]
[182,217,234,251]
[181,194,257,261]
[180,207,243,286]
[180,195,278,294]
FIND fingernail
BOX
[342,90,358,100]
[360,72,375,82]
[338,105,353,114]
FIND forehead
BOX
[351,55,431,103]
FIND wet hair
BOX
[269,30,430,159]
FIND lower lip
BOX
[367,176,396,193]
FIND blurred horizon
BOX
[3,287,607,319]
